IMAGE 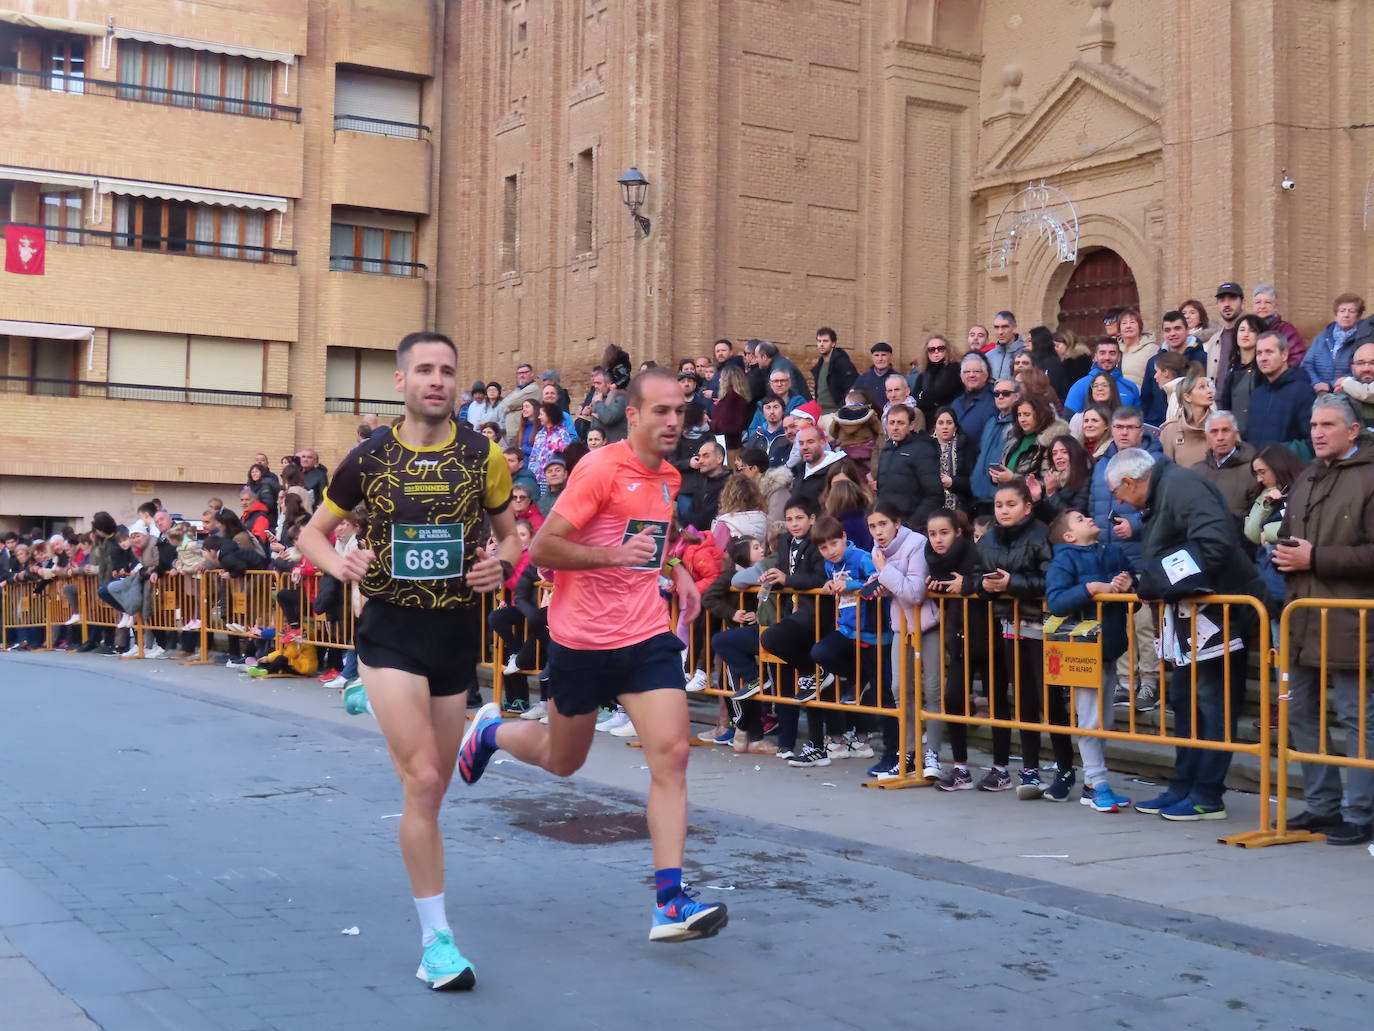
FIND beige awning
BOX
[0,320,95,341]
[111,25,294,65]
[0,11,108,36]
[0,165,97,190]
[96,177,288,213]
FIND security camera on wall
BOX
[1280,170,1296,191]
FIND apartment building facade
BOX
[0,0,440,530]
[4,0,1372,530]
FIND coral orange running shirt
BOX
[547,441,680,651]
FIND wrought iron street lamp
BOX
[617,166,651,237]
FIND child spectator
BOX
[924,509,990,790]
[827,389,883,468]
[865,501,936,779]
[974,479,1070,797]
[1045,509,1134,811]
[809,516,896,766]
[247,629,319,678]
[703,536,775,753]
[710,474,768,548]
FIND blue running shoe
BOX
[415,929,476,991]
[649,888,729,943]
[1089,783,1131,812]
[458,702,502,786]
[1160,797,1226,821]
[1134,790,1187,815]
[342,682,371,716]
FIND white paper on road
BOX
[340,926,360,935]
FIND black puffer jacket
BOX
[1033,479,1091,523]
[974,513,1053,622]
[875,433,943,531]
[914,361,963,427]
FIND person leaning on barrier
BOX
[1273,393,1374,846]
[1105,447,1266,822]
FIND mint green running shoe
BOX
[342,682,372,716]
[415,929,475,990]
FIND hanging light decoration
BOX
[986,180,1080,271]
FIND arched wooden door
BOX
[1056,249,1140,339]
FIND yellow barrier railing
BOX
[918,592,1272,842]
[1226,598,1374,848]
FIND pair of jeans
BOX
[1166,653,1244,806]
[760,620,826,752]
[1288,665,1374,826]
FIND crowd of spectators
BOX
[5,280,1374,844]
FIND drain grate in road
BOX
[514,810,651,845]
[484,793,651,845]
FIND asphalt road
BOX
[1,652,1369,1031]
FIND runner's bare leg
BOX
[617,688,691,870]
[493,701,597,776]
[365,663,464,897]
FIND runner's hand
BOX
[466,547,505,592]
[615,528,658,567]
[338,548,376,583]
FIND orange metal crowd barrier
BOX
[1,579,54,649]
[917,592,1273,842]
[1227,599,1374,848]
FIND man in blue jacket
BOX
[950,353,997,445]
[970,379,1021,510]
[1140,310,1208,426]
[1063,338,1142,414]
[1089,406,1164,711]
[1243,331,1315,455]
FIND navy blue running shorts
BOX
[544,631,686,717]
[355,600,481,698]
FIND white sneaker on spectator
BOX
[120,643,141,658]
[62,614,81,626]
[143,643,165,659]
[685,669,708,693]
[922,750,942,779]
[521,701,548,721]
[609,717,638,738]
[597,709,630,733]
[116,614,133,629]
[838,730,874,759]
[183,619,201,631]
[503,655,521,675]
[323,675,347,690]
[226,622,247,634]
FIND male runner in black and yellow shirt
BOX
[299,332,519,992]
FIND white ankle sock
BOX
[414,893,450,946]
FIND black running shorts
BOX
[355,600,482,698]
[544,631,686,717]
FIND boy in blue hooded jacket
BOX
[1045,510,1134,812]
[808,516,897,763]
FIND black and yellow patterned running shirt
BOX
[323,419,512,610]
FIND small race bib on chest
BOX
[391,523,464,579]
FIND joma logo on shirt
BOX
[404,482,451,496]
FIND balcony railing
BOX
[328,255,426,278]
[333,113,429,140]
[0,65,302,122]
[325,397,405,416]
[0,376,292,409]
[2,222,297,266]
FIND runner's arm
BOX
[530,512,649,569]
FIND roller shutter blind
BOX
[188,336,263,393]
[334,70,420,125]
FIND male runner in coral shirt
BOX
[457,366,728,943]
